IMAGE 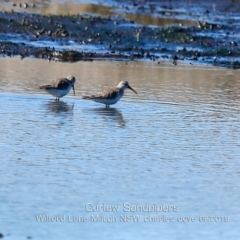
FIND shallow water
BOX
[1,0,238,27]
[0,0,198,27]
[0,58,240,239]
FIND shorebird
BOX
[82,81,137,108]
[39,76,76,101]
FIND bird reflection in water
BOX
[45,101,74,114]
[93,107,126,127]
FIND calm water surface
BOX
[0,58,240,239]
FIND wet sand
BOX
[0,0,240,68]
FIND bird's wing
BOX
[94,88,119,99]
[83,88,119,100]
[51,78,70,89]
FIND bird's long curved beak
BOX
[72,85,75,95]
[128,85,137,94]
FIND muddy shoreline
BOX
[1,1,240,68]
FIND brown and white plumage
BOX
[83,81,137,108]
[39,75,76,101]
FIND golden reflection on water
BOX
[1,0,196,26]
[121,13,196,26]
[0,57,240,108]
[1,1,113,15]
